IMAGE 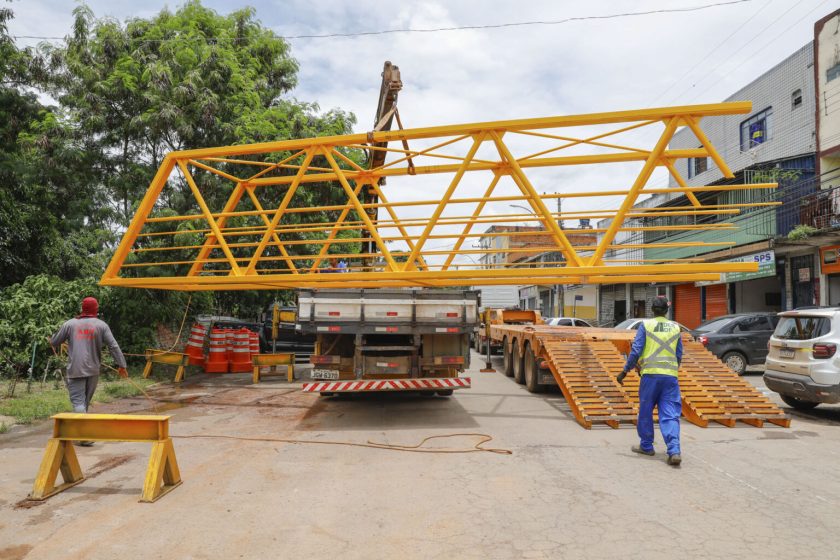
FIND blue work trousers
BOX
[637,374,681,456]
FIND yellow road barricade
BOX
[252,353,296,383]
[29,413,182,503]
[142,349,191,383]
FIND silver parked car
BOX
[763,308,840,410]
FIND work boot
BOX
[667,453,682,467]
[631,445,655,456]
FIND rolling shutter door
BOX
[674,283,701,329]
[705,284,728,321]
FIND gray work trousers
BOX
[65,375,99,413]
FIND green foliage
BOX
[0,275,102,372]
[787,224,818,240]
[0,375,155,424]
[751,168,803,185]
[0,274,215,375]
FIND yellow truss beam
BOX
[101,102,773,291]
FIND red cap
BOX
[79,297,99,318]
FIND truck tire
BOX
[319,392,334,397]
[512,343,525,385]
[524,343,544,393]
[436,390,454,397]
[780,394,819,410]
[502,339,514,377]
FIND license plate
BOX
[779,348,795,359]
[311,369,340,380]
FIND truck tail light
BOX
[434,356,464,365]
[311,355,340,365]
[698,335,708,347]
[812,344,836,359]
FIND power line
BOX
[12,0,753,43]
[649,0,772,105]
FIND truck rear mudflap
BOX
[302,377,471,393]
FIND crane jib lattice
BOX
[101,102,778,291]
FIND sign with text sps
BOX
[697,250,776,286]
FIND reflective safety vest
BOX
[639,317,681,377]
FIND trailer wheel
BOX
[502,339,514,377]
[512,342,525,385]
[524,343,544,393]
[436,390,454,397]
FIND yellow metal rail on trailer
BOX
[101,102,778,291]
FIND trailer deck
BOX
[487,322,790,429]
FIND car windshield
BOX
[694,317,734,333]
[774,316,831,340]
[614,319,638,329]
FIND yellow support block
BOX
[251,353,296,383]
[29,413,182,503]
[143,349,190,383]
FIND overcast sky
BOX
[7,0,833,264]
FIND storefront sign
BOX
[820,245,840,275]
[696,250,776,286]
[798,267,811,283]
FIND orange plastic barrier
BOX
[184,323,207,366]
[204,328,229,373]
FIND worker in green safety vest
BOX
[617,296,683,467]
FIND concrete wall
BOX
[732,276,783,313]
[669,42,816,186]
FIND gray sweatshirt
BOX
[51,317,127,378]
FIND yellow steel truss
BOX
[101,102,778,290]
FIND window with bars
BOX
[740,107,772,151]
[791,89,802,110]
[688,153,708,179]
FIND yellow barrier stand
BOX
[252,353,296,383]
[29,413,182,503]
[142,349,191,383]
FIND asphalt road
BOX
[1,353,839,560]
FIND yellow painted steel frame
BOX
[29,413,182,503]
[101,102,776,290]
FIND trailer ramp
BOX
[541,338,637,429]
[535,332,789,429]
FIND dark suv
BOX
[691,313,780,375]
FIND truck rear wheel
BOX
[524,343,544,393]
[502,339,514,377]
[436,390,454,397]
[512,343,525,385]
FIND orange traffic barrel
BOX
[225,329,235,364]
[230,329,253,373]
[204,328,229,373]
[185,323,207,366]
[249,331,260,355]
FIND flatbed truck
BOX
[298,289,478,396]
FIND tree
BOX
[0,5,108,287]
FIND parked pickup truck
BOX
[298,289,478,396]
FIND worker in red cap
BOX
[51,297,128,445]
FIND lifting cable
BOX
[45,297,512,456]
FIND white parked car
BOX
[545,317,593,327]
[764,308,840,410]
